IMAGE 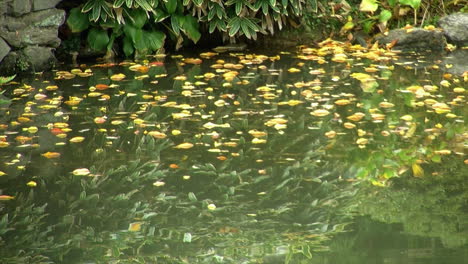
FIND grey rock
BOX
[376,28,446,51]
[22,45,56,71]
[11,0,31,16]
[32,0,62,11]
[438,13,468,46]
[0,37,11,63]
[0,46,56,74]
[0,26,61,48]
[0,15,28,31]
[0,8,65,30]
[27,8,65,27]
[0,0,12,16]
[0,51,20,75]
[442,49,468,76]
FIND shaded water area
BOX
[0,41,467,263]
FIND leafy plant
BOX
[65,0,320,57]
[0,75,15,85]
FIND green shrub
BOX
[66,0,314,57]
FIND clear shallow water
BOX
[0,41,466,263]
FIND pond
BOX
[0,40,467,263]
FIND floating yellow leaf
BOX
[334,99,351,106]
[0,171,6,176]
[453,87,465,93]
[128,222,143,232]
[184,58,202,64]
[27,126,38,133]
[148,131,167,139]
[356,138,369,145]
[27,181,37,187]
[94,117,107,124]
[288,67,301,73]
[347,112,365,122]
[278,100,303,106]
[379,102,394,108]
[70,136,85,143]
[42,152,61,159]
[434,150,451,155]
[153,181,165,187]
[45,85,59,91]
[412,163,424,177]
[311,109,330,117]
[110,73,126,81]
[400,115,413,121]
[432,103,451,114]
[325,131,337,138]
[264,118,288,127]
[440,80,450,87]
[174,143,194,149]
[34,93,47,100]
[248,130,267,138]
[0,195,14,201]
[252,138,267,144]
[15,136,32,144]
[344,122,356,129]
[332,53,347,63]
[72,168,91,176]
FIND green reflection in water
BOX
[0,43,466,263]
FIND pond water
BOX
[0,40,466,263]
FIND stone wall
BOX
[0,0,64,75]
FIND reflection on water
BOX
[0,40,466,263]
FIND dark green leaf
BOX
[113,0,125,8]
[144,30,165,51]
[81,0,95,13]
[67,7,90,32]
[181,15,201,43]
[164,0,177,13]
[87,28,109,51]
[127,8,148,28]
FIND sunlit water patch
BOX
[0,40,466,263]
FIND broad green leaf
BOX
[181,15,201,43]
[144,30,165,51]
[164,0,177,13]
[359,0,378,12]
[379,9,392,23]
[153,8,169,22]
[133,28,147,51]
[90,1,102,22]
[87,28,109,51]
[81,0,95,13]
[126,0,133,8]
[123,24,138,41]
[399,0,421,9]
[67,7,90,32]
[113,0,125,8]
[388,0,398,7]
[135,0,154,11]
[171,14,181,35]
[0,75,16,85]
[127,8,148,28]
[228,17,241,37]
